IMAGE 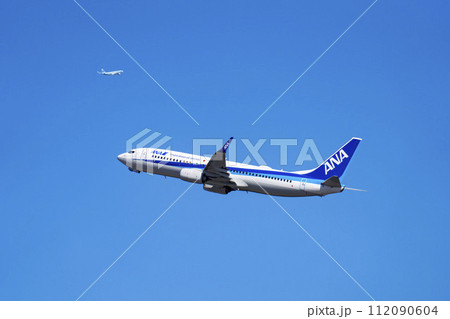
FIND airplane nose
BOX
[117,153,127,165]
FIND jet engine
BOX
[203,183,233,194]
[179,168,203,184]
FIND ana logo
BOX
[324,149,349,175]
[153,150,168,156]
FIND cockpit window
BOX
[128,150,135,154]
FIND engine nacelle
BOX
[179,168,203,184]
[203,183,232,194]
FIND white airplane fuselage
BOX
[98,70,123,75]
[117,148,345,197]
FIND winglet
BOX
[221,137,233,152]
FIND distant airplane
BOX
[117,137,363,197]
[97,68,123,76]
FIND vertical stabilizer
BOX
[297,138,362,180]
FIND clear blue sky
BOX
[1,0,449,300]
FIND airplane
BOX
[97,68,123,76]
[117,137,362,197]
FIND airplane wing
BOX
[202,137,247,191]
[204,137,233,173]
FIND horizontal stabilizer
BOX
[321,175,341,188]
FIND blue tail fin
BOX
[301,137,362,180]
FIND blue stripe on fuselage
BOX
[133,158,324,184]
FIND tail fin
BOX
[301,137,362,180]
[101,68,105,72]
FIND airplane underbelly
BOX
[151,163,180,178]
[244,178,307,197]
[135,159,181,178]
